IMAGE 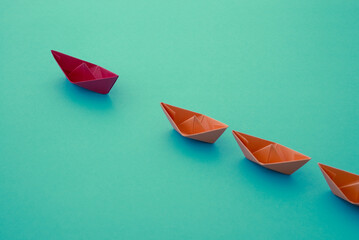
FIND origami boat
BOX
[51,50,118,94]
[232,131,311,174]
[160,102,228,143]
[318,163,359,205]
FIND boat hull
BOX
[232,130,310,175]
[161,103,228,143]
[51,50,118,94]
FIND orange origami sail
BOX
[232,130,311,174]
[160,102,228,143]
[318,163,359,205]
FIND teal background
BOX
[1,0,359,239]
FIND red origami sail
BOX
[160,102,228,143]
[232,130,311,174]
[51,50,118,94]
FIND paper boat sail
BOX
[318,163,359,205]
[160,102,228,143]
[232,130,311,174]
[51,50,118,94]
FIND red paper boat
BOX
[318,163,359,205]
[160,102,228,143]
[232,130,311,174]
[51,50,118,94]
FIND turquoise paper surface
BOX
[1,1,359,239]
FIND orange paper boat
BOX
[160,102,228,143]
[232,131,311,174]
[318,163,359,205]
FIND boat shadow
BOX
[167,130,221,163]
[59,79,113,111]
[319,191,359,211]
[237,157,300,189]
